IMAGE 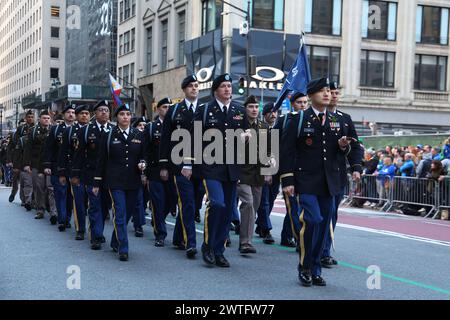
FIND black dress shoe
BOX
[91,241,101,250]
[50,215,57,225]
[321,256,334,269]
[239,243,257,254]
[312,276,327,286]
[255,226,262,237]
[58,224,66,232]
[119,253,129,261]
[135,227,144,238]
[65,222,72,229]
[281,238,297,248]
[8,194,15,203]
[24,203,32,211]
[215,255,230,268]
[263,232,275,244]
[332,257,338,265]
[35,212,44,219]
[298,269,312,287]
[111,246,118,253]
[155,239,165,247]
[75,232,85,241]
[173,241,185,250]
[201,245,215,265]
[186,248,197,259]
[100,236,106,243]
[195,212,201,223]
[233,222,240,235]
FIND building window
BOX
[131,28,135,51]
[119,1,124,22]
[123,65,129,86]
[50,68,59,79]
[124,0,131,20]
[201,0,222,35]
[130,63,135,85]
[161,20,168,71]
[51,6,60,18]
[178,11,186,66]
[51,26,59,38]
[362,0,397,41]
[50,47,59,59]
[414,55,447,91]
[360,50,395,88]
[305,0,342,36]
[124,31,130,54]
[132,0,136,16]
[250,0,284,30]
[146,27,153,75]
[416,5,449,45]
[119,34,124,55]
[307,46,341,83]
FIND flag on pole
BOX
[109,73,123,107]
[273,36,311,111]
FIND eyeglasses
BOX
[96,108,110,113]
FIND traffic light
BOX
[238,77,246,95]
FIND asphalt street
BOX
[0,186,449,300]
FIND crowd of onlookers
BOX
[353,137,450,218]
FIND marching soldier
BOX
[146,99,171,247]
[280,77,351,287]
[6,111,35,207]
[23,110,58,223]
[93,104,147,261]
[131,116,148,238]
[72,100,114,250]
[321,82,363,267]
[194,74,248,268]
[57,105,91,240]
[160,75,204,258]
[43,105,76,232]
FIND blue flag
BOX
[274,39,311,111]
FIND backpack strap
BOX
[297,110,304,138]
[171,103,180,123]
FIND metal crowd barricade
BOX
[386,176,439,218]
[347,174,392,210]
[438,177,450,218]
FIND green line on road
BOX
[338,261,450,297]
[163,217,450,297]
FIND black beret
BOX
[75,105,90,115]
[181,75,198,89]
[39,110,50,117]
[330,81,339,90]
[244,95,259,106]
[307,77,330,95]
[263,102,275,115]
[211,74,232,93]
[290,91,307,103]
[132,116,148,128]
[157,97,172,108]
[114,104,131,117]
[93,100,110,111]
[62,104,76,114]
[25,110,34,116]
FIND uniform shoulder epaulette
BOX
[337,111,343,116]
[290,111,298,115]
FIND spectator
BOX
[426,160,446,181]
[443,137,450,160]
[416,151,432,178]
[375,157,396,207]
[432,147,443,161]
[400,153,415,177]
[363,149,378,175]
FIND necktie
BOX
[122,130,128,139]
[223,105,228,117]
[100,125,105,132]
[318,113,325,126]
[188,103,193,114]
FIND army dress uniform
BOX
[72,108,115,248]
[194,74,248,267]
[94,105,148,260]
[43,105,76,229]
[159,81,205,255]
[145,114,170,247]
[280,79,350,286]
